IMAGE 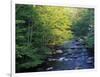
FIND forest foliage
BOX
[16,4,94,72]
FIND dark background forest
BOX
[16,4,94,73]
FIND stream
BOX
[44,40,94,71]
[18,39,94,72]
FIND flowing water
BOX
[18,40,94,72]
[45,40,94,71]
